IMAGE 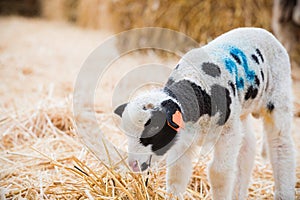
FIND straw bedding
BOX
[1,16,300,199]
[1,97,299,199]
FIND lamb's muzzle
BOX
[129,155,152,172]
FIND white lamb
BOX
[114,27,296,199]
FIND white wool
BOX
[117,28,296,199]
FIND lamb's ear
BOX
[161,99,182,130]
[114,103,128,117]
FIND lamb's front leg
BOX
[166,144,194,199]
[208,123,242,200]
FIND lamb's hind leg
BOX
[263,102,296,199]
[234,115,256,200]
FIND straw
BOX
[1,98,299,199]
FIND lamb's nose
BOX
[129,160,140,172]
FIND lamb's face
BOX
[114,91,182,172]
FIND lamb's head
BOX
[114,91,183,172]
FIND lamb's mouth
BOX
[140,155,152,171]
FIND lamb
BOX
[114,27,296,199]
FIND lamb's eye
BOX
[145,119,151,126]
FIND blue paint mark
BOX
[224,46,256,90]
[225,58,244,89]
[230,48,256,83]
[237,76,244,89]
[225,58,236,73]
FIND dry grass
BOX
[0,97,207,199]
[1,96,300,199]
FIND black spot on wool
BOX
[210,84,232,125]
[260,71,265,82]
[267,102,275,113]
[251,54,260,64]
[164,79,211,122]
[255,75,260,86]
[164,87,177,100]
[245,86,258,100]
[164,80,232,125]
[230,52,242,65]
[165,78,175,87]
[228,81,236,96]
[201,62,221,77]
[256,48,264,63]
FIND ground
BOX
[0,16,299,199]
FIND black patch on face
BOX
[245,86,258,100]
[201,62,221,77]
[139,109,178,156]
[255,75,260,87]
[210,84,232,125]
[175,64,180,69]
[251,54,260,64]
[256,48,264,63]
[267,102,275,113]
[230,52,242,65]
[260,70,265,82]
[228,81,236,96]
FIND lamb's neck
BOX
[163,79,211,123]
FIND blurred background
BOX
[1,0,299,111]
[0,0,299,69]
